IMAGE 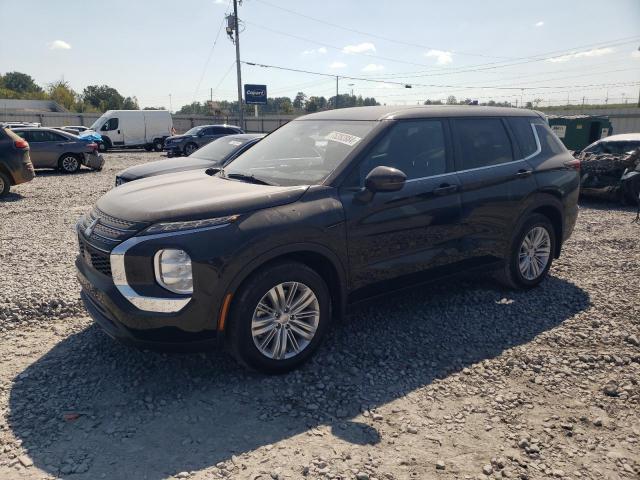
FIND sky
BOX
[1,0,639,110]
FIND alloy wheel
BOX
[251,282,320,360]
[62,156,79,172]
[518,226,551,281]
[184,144,197,155]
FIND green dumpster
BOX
[547,115,613,152]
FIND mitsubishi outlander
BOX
[76,106,579,373]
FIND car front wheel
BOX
[496,213,556,289]
[228,261,331,373]
[183,143,198,156]
[0,172,10,197]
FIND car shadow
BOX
[34,169,98,177]
[0,191,25,202]
[8,274,589,478]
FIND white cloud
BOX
[632,50,640,59]
[534,21,544,27]
[329,61,347,69]
[302,47,327,55]
[213,0,226,4]
[342,42,376,54]
[362,63,385,72]
[425,49,453,65]
[547,47,614,63]
[48,40,71,50]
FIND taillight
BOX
[87,142,98,151]
[564,158,580,171]
[14,139,29,149]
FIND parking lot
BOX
[0,152,639,479]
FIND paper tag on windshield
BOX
[228,140,242,146]
[326,131,361,147]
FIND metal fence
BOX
[0,111,299,134]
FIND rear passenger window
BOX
[455,118,513,169]
[534,123,567,155]
[355,120,447,183]
[508,117,538,158]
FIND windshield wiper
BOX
[219,169,275,186]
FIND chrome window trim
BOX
[109,223,229,313]
[384,121,542,184]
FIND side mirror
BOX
[365,165,407,193]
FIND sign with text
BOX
[244,84,267,105]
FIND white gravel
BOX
[0,152,639,479]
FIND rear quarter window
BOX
[533,123,567,156]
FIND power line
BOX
[253,0,518,61]
[192,0,232,103]
[242,61,640,92]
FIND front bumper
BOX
[77,257,220,350]
[163,144,184,156]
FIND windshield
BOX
[184,126,203,136]
[190,136,251,163]
[89,118,103,131]
[223,120,377,186]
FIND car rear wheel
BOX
[144,144,153,152]
[153,139,164,152]
[0,172,10,197]
[495,213,556,289]
[59,154,81,173]
[228,261,331,374]
[183,143,198,156]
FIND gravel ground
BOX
[0,152,639,480]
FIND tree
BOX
[293,92,307,110]
[424,99,443,105]
[446,95,457,105]
[143,106,166,110]
[82,85,125,111]
[525,101,533,109]
[122,96,139,110]
[1,72,42,94]
[47,80,77,110]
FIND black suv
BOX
[164,124,244,157]
[76,106,579,373]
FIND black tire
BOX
[144,144,153,152]
[227,261,331,374]
[98,137,111,152]
[58,154,81,173]
[0,172,10,197]
[153,139,164,152]
[495,213,556,290]
[622,175,640,205]
[183,142,198,156]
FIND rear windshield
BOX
[190,136,251,162]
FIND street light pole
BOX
[233,0,243,129]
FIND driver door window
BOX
[101,118,119,131]
[350,120,447,187]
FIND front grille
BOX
[77,208,149,277]
[79,237,112,276]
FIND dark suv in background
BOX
[76,106,579,373]
[164,124,244,157]
[0,126,35,196]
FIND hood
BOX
[118,157,218,181]
[166,134,192,142]
[97,169,309,223]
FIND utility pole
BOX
[232,0,243,129]
[169,94,172,112]
[335,76,339,109]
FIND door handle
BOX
[516,169,533,178]
[117,130,121,134]
[433,184,458,195]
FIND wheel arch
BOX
[0,164,16,185]
[221,244,348,332]
[519,192,565,258]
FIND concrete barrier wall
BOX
[0,111,299,134]
[3,108,639,134]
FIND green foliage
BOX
[47,80,77,110]
[1,72,42,94]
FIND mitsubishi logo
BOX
[85,218,99,237]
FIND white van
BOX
[89,110,173,152]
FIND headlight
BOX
[154,249,193,294]
[142,215,239,235]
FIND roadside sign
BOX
[244,84,267,105]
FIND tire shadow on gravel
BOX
[8,274,589,479]
[0,191,25,202]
